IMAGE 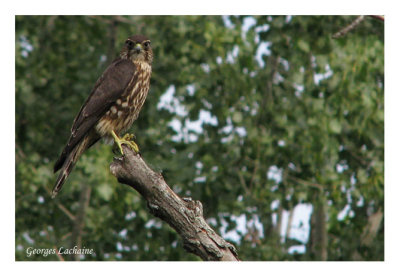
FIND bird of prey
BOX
[52,34,153,198]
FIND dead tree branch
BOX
[332,15,384,39]
[109,145,239,261]
[333,16,365,38]
[369,15,384,22]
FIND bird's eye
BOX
[143,41,151,47]
[125,40,134,49]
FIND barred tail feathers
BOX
[52,136,91,198]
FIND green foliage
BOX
[15,15,383,261]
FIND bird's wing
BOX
[70,58,135,148]
[54,58,135,172]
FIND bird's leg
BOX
[111,130,140,155]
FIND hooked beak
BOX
[133,43,142,54]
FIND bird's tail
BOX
[52,136,91,198]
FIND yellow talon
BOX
[111,130,140,155]
[122,133,136,141]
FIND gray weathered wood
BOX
[110,145,239,261]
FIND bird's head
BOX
[121,34,153,64]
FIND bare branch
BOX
[332,15,384,39]
[333,16,365,39]
[54,246,65,261]
[110,146,239,261]
[368,15,384,22]
[55,202,76,221]
[43,183,76,221]
[287,175,324,191]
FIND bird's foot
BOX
[121,133,136,141]
[111,131,140,155]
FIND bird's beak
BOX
[133,43,142,54]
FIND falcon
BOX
[52,34,153,198]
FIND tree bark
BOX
[69,184,91,261]
[109,145,240,261]
[309,192,327,261]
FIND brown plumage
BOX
[53,34,153,197]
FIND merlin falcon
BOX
[53,34,153,198]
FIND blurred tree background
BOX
[15,15,384,261]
